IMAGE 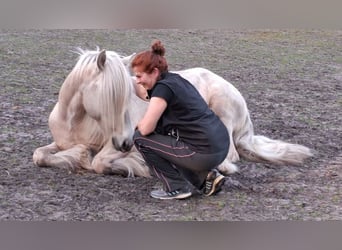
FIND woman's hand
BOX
[133,78,150,101]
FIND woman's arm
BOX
[137,97,167,136]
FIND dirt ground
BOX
[0,29,341,221]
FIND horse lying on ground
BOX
[33,48,313,177]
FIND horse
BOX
[33,48,313,177]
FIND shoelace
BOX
[205,181,213,191]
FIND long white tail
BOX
[236,132,313,165]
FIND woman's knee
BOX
[133,130,143,146]
[133,130,141,139]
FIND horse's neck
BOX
[59,68,87,105]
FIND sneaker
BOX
[203,169,225,196]
[150,188,192,200]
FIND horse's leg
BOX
[216,121,239,175]
[91,142,151,177]
[208,102,240,175]
[223,120,240,162]
[33,142,92,172]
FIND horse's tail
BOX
[236,132,313,166]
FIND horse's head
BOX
[75,48,136,152]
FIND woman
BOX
[132,40,230,200]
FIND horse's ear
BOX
[121,53,136,67]
[97,50,106,71]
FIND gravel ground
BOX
[0,29,341,220]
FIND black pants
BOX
[133,130,228,192]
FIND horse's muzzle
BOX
[112,137,133,152]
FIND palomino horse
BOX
[33,48,313,177]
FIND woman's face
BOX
[133,67,159,90]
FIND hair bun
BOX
[151,40,165,56]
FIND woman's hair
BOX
[131,40,168,74]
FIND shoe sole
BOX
[204,175,225,196]
[150,192,192,200]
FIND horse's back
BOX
[175,67,245,101]
[174,67,248,118]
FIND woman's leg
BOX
[133,130,227,191]
[133,131,192,191]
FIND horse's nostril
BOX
[112,137,132,152]
[122,139,133,152]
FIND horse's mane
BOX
[67,48,133,142]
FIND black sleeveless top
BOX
[148,72,229,154]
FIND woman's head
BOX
[131,40,168,90]
[132,40,168,74]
